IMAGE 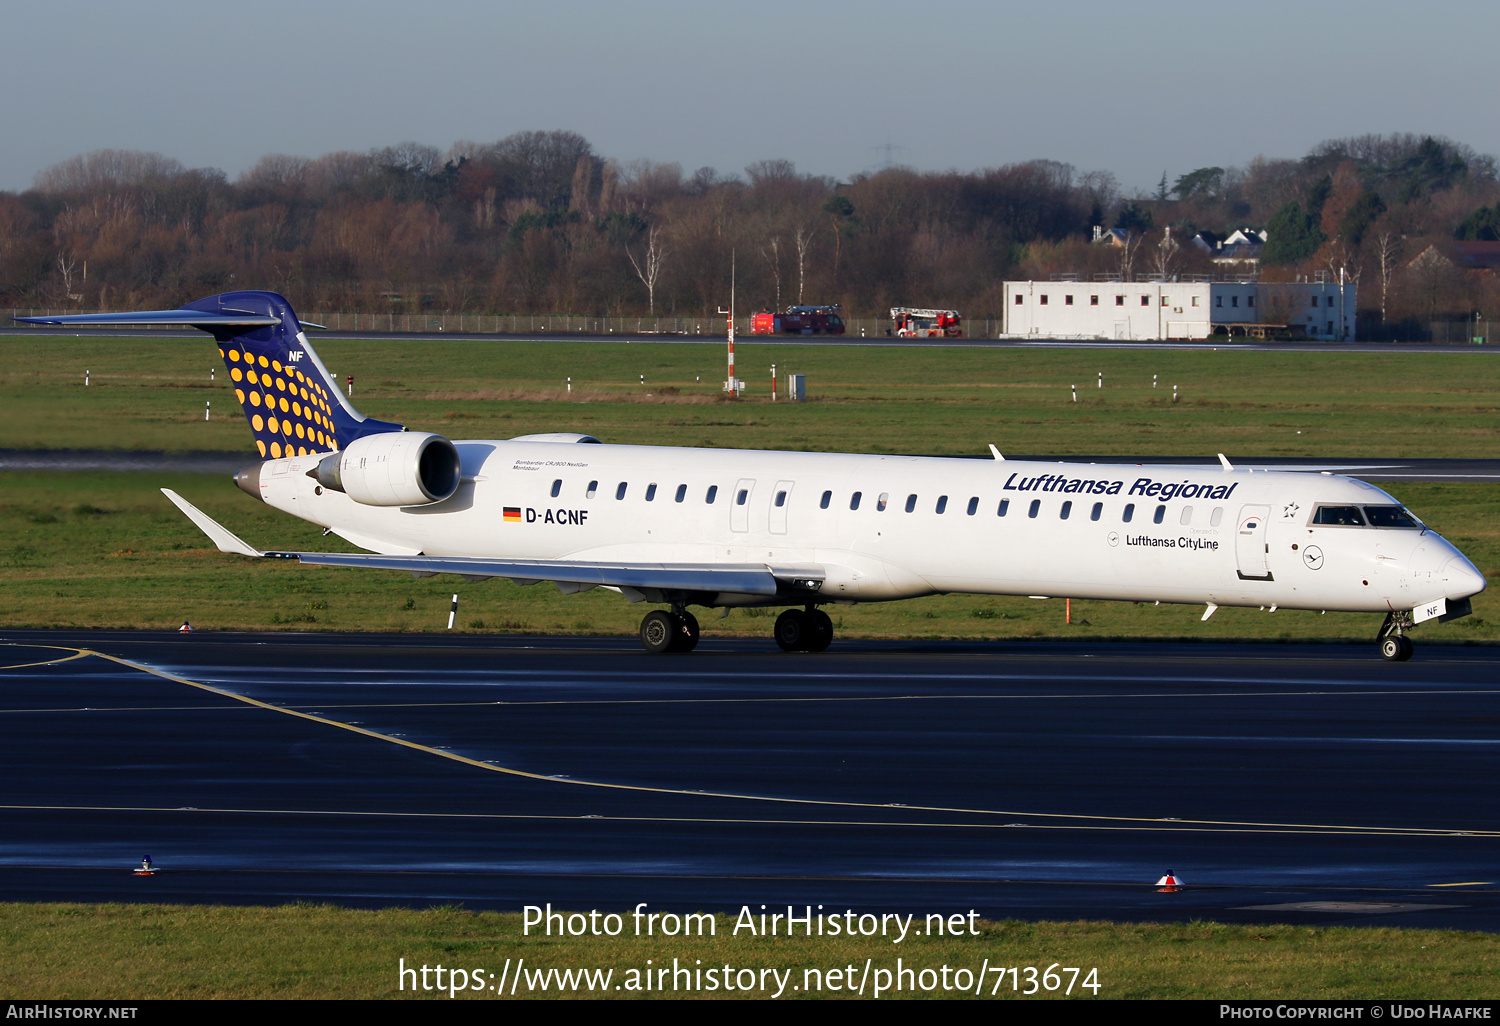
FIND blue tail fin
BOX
[17,291,404,458]
[186,292,404,458]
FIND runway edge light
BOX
[1156,871,1182,892]
[134,855,156,876]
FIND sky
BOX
[2,0,1496,194]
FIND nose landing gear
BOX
[1377,611,1414,662]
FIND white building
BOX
[1000,279,1356,341]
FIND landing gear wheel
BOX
[774,609,809,651]
[640,610,678,654]
[1377,611,1415,662]
[1380,634,1414,662]
[804,609,833,652]
[677,610,701,652]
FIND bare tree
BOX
[761,236,783,309]
[1375,232,1402,325]
[793,225,815,302]
[1151,226,1181,279]
[56,253,81,303]
[1117,231,1143,280]
[626,225,668,315]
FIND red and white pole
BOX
[771,363,777,401]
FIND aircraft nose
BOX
[1442,555,1487,601]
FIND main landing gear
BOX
[1377,610,1414,662]
[636,605,835,653]
[774,606,833,653]
[639,607,700,654]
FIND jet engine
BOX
[312,431,461,506]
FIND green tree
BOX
[1455,203,1500,242]
[1337,192,1386,246]
[1262,201,1326,265]
[1172,167,1224,199]
[1113,200,1153,235]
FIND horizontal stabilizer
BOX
[17,310,278,328]
[14,309,328,330]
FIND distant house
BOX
[1208,228,1266,266]
[1408,241,1500,272]
[1091,226,1133,247]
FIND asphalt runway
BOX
[3,630,1500,931]
[3,324,1493,353]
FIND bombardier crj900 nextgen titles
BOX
[18,291,1486,659]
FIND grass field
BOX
[3,904,1497,1000]
[1,334,1497,642]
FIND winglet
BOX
[1218,453,1234,471]
[160,489,265,557]
[988,444,1005,461]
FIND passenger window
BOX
[736,488,749,506]
[1091,502,1102,521]
[675,484,686,503]
[998,499,1009,517]
[645,483,657,501]
[616,482,628,500]
[820,490,832,509]
[550,479,562,497]
[877,492,889,511]
[1060,501,1071,520]
[1313,505,1366,526]
[705,485,718,504]
[1028,499,1041,518]
[1123,503,1134,523]
[1210,506,1223,526]
[966,496,978,516]
[775,490,787,507]
[905,494,917,513]
[587,480,598,499]
[935,495,948,514]
[1179,505,1192,525]
[1153,505,1166,524]
[850,491,862,510]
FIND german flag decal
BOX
[503,507,522,522]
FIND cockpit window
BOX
[1363,505,1423,529]
[1312,505,1366,526]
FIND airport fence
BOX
[5,308,998,340]
[8,308,1490,344]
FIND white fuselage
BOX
[250,440,1485,613]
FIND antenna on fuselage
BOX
[989,444,1005,461]
[1218,453,1234,471]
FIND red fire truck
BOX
[890,307,963,338]
[750,304,846,335]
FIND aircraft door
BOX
[769,480,793,534]
[1235,505,1273,580]
[731,478,755,533]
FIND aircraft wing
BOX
[162,489,823,600]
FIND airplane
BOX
[16,290,1487,660]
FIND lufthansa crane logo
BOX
[1303,545,1324,570]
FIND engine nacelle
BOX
[315,431,461,506]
